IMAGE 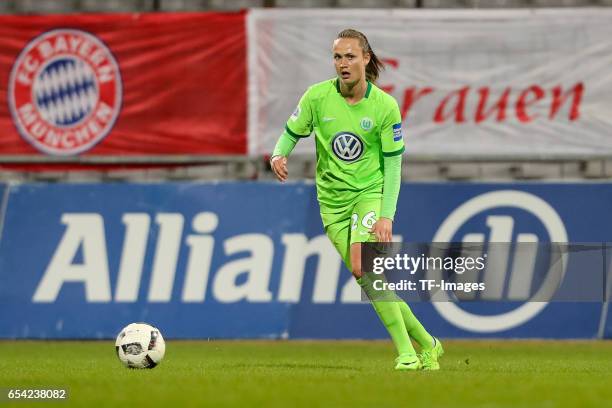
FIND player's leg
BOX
[324,211,418,370]
[349,200,420,371]
[351,199,444,369]
[321,210,353,269]
[397,302,436,351]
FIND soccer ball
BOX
[115,323,165,369]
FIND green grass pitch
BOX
[1,340,611,408]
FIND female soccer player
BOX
[270,29,443,371]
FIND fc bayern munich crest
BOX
[8,29,122,155]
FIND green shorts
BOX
[321,199,382,270]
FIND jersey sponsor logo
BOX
[322,117,335,122]
[9,29,122,156]
[331,132,364,162]
[360,117,373,131]
[430,190,568,333]
[392,123,402,142]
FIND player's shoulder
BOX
[369,82,399,109]
[303,78,338,99]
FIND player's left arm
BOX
[371,98,405,242]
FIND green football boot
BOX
[394,353,421,371]
[420,337,444,371]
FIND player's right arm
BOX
[270,88,314,182]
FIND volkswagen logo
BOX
[331,132,363,162]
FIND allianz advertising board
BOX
[0,182,609,339]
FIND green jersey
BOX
[284,78,405,212]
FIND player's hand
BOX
[270,156,288,182]
[371,217,393,242]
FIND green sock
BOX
[397,302,434,351]
[357,274,415,356]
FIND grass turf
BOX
[0,340,611,408]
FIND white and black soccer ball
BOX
[115,323,165,369]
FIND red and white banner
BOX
[248,9,612,157]
[3,9,612,160]
[0,12,247,157]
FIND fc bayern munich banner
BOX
[248,9,612,157]
[0,12,247,156]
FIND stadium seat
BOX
[337,0,398,7]
[14,0,79,14]
[604,161,612,177]
[159,0,208,11]
[466,0,528,7]
[598,0,612,5]
[440,163,482,180]
[477,163,515,179]
[512,163,562,179]
[275,0,336,7]
[0,1,13,13]
[181,164,228,180]
[560,162,581,178]
[583,160,605,178]
[532,0,591,6]
[402,162,442,180]
[80,0,155,12]
[397,0,418,6]
[0,170,25,182]
[207,0,263,9]
[421,0,468,8]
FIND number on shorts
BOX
[361,211,376,229]
[351,213,358,230]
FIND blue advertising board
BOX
[0,182,610,339]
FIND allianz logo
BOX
[431,190,569,333]
[33,212,401,304]
[441,215,546,302]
